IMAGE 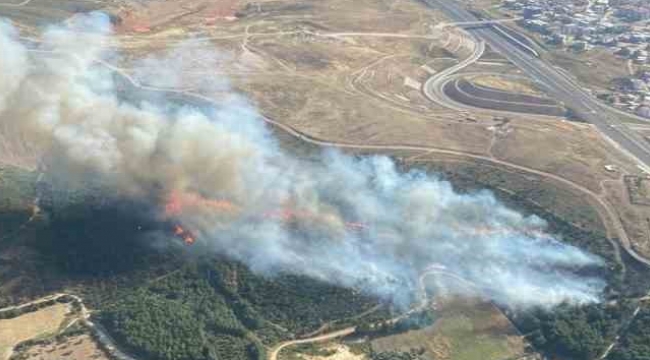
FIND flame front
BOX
[165,190,237,217]
[173,224,195,245]
[164,190,237,245]
[163,190,369,245]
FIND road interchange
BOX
[4,3,650,359]
[418,0,650,268]
[420,0,650,172]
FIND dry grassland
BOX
[472,75,541,95]
[371,297,525,360]
[288,344,366,360]
[548,48,628,93]
[5,0,650,258]
[18,334,109,360]
[0,304,70,360]
[410,154,607,234]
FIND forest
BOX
[513,302,635,360]
[98,261,387,360]
[3,161,650,360]
[354,310,435,338]
[609,306,650,360]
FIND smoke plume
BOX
[0,13,606,308]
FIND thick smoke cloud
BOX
[0,13,605,308]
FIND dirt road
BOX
[268,328,357,360]
[0,293,138,360]
[70,45,640,270]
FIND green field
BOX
[371,298,524,360]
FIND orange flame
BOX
[164,190,370,245]
[165,190,237,217]
[172,224,196,245]
[184,235,196,245]
[262,208,367,232]
[165,190,236,246]
[346,222,369,231]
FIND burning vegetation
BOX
[0,13,607,308]
[162,188,373,246]
[173,224,195,245]
[165,190,237,218]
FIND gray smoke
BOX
[0,13,606,308]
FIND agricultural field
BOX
[3,1,650,360]
[279,343,367,360]
[13,333,110,360]
[0,303,71,360]
[370,297,525,360]
[280,296,526,360]
[3,0,647,260]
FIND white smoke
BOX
[0,13,606,308]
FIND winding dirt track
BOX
[0,293,138,360]
[75,42,647,269]
[0,294,63,313]
[417,30,647,268]
[268,327,357,360]
[18,29,650,360]
[267,266,447,360]
[262,116,635,265]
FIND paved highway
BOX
[421,0,650,170]
[423,39,485,111]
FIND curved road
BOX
[431,71,566,120]
[261,116,639,267]
[423,38,485,111]
[268,327,357,360]
[0,293,138,360]
[74,47,646,268]
[421,0,650,173]
[417,4,650,267]
[268,265,456,360]
[14,17,650,360]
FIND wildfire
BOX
[164,190,237,246]
[346,222,369,231]
[262,208,368,232]
[263,208,313,222]
[173,224,195,245]
[165,190,237,217]
[164,190,371,245]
